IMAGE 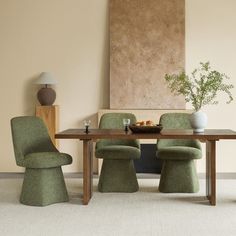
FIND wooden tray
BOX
[129,124,163,133]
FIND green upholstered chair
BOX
[11,116,72,206]
[157,113,202,193]
[95,113,140,192]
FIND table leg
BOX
[206,140,216,206]
[206,141,210,200]
[83,140,93,205]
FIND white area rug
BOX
[0,178,236,236]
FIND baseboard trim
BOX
[137,173,236,179]
[0,172,86,179]
[0,172,236,179]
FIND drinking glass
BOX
[84,120,91,133]
[123,118,130,132]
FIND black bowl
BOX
[129,124,163,133]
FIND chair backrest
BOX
[160,113,192,129]
[157,113,201,149]
[96,113,140,149]
[11,116,57,166]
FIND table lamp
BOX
[35,72,57,106]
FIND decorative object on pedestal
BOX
[35,72,57,106]
[165,62,234,132]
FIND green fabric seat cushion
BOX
[96,145,140,160]
[23,152,72,168]
[158,146,202,160]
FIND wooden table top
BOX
[55,129,236,140]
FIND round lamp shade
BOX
[37,87,56,106]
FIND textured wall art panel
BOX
[110,0,185,109]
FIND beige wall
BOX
[0,0,109,172]
[186,0,236,172]
[1,0,236,173]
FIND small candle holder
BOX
[84,120,91,134]
[123,118,130,133]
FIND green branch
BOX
[165,62,234,111]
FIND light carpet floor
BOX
[0,178,236,236]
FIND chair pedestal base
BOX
[98,159,139,192]
[20,167,69,206]
[159,160,199,193]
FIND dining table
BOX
[55,128,236,206]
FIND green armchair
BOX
[11,116,72,206]
[157,113,202,193]
[95,113,140,192]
